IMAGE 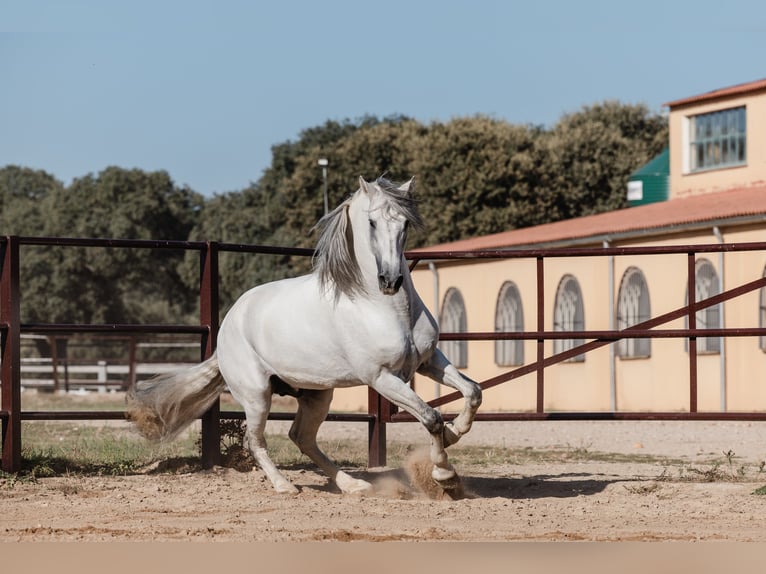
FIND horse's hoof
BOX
[274,482,300,495]
[336,472,373,495]
[432,472,466,500]
[431,465,457,483]
[443,422,461,447]
[404,450,467,500]
[343,480,373,495]
[434,471,461,489]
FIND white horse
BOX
[128,176,482,494]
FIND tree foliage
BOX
[0,166,203,324]
[1,101,668,319]
[540,100,669,221]
[0,165,62,234]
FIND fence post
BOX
[1,236,21,473]
[536,256,545,413]
[687,253,698,413]
[126,335,137,391]
[367,388,389,467]
[199,241,220,468]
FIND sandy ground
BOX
[3,418,766,542]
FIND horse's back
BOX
[220,274,324,347]
[218,274,361,387]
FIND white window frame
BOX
[439,287,467,368]
[687,106,746,173]
[685,258,721,354]
[616,267,651,358]
[494,281,524,367]
[553,274,585,363]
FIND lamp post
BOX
[318,158,329,215]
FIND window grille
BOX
[439,287,467,368]
[616,267,651,358]
[494,281,524,366]
[685,259,721,353]
[553,275,585,362]
[689,106,746,172]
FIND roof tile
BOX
[664,78,766,109]
[417,185,766,252]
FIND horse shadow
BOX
[297,466,640,500]
[458,472,632,500]
[177,455,640,500]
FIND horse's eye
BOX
[368,219,376,229]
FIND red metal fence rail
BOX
[3,237,766,472]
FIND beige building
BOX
[331,78,766,414]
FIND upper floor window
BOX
[616,267,651,358]
[495,281,524,366]
[553,274,585,362]
[439,287,467,368]
[689,106,746,172]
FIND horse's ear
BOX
[359,176,371,195]
[398,176,415,195]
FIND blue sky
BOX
[2,0,765,196]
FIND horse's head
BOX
[358,176,416,295]
[314,176,421,300]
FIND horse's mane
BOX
[312,177,423,300]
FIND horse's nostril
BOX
[378,274,402,294]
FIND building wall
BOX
[669,89,766,199]
[718,224,766,411]
[410,225,766,413]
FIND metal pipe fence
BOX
[3,236,766,472]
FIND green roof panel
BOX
[630,147,669,177]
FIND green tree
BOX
[36,167,203,324]
[540,100,668,221]
[403,116,545,246]
[183,187,300,311]
[0,165,62,235]
[0,166,66,329]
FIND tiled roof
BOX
[415,185,766,253]
[664,78,766,109]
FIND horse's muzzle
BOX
[378,274,404,295]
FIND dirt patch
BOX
[3,420,766,541]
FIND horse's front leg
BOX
[369,370,455,483]
[417,348,482,447]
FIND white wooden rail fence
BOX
[20,359,191,393]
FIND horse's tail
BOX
[127,353,226,441]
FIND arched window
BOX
[553,275,585,362]
[760,265,766,352]
[495,281,524,366]
[685,258,721,354]
[439,288,467,368]
[616,267,651,358]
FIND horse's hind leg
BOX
[222,363,298,493]
[289,389,372,494]
[239,390,299,494]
